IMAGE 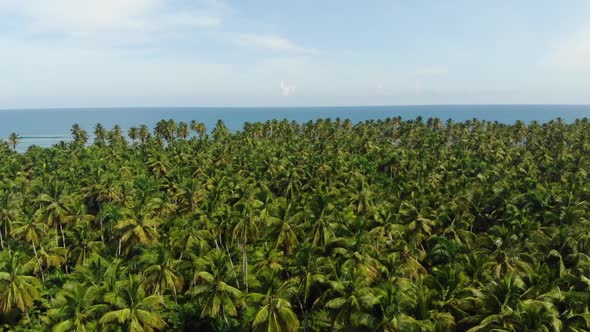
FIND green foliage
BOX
[1,116,590,331]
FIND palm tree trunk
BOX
[59,222,66,247]
[224,242,240,289]
[32,241,45,284]
[99,219,105,242]
[222,308,229,325]
[190,197,195,212]
[4,225,10,252]
[0,229,4,249]
[297,299,309,332]
[242,243,248,291]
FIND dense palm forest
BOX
[0,116,589,331]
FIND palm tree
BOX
[147,153,171,178]
[267,197,303,256]
[249,271,301,332]
[391,277,456,331]
[0,114,589,330]
[0,251,40,320]
[128,126,139,144]
[306,190,337,248]
[466,299,562,331]
[7,132,19,150]
[114,203,161,255]
[290,244,327,331]
[165,119,178,142]
[463,273,526,330]
[154,119,177,143]
[232,190,264,290]
[510,300,562,332]
[141,245,183,299]
[0,189,20,249]
[11,214,49,283]
[138,125,150,144]
[35,238,68,274]
[100,276,166,332]
[253,295,300,332]
[190,121,207,140]
[108,125,126,146]
[46,282,105,332]
[321,268,381,330]
[212,119,229,141]
[154,120,167,143]
[71,124,89,146]
[67,221,104,267]
[93,123,107,145]
[170,215,211,260]
[177,121,190,140]
[188,250,244,323]
[36,181,73,248]
[170,177,205,213]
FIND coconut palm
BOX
[321,268,381,329]
[114,202,161,255]
[232,190,264,290]
[71,124,89,146]
[93,123,107,145]
[252,293,300,332]
[7,132,19,150]
[138,125,150,144]
[46,282,105,332]
[100,276,166,332]
[0,115,588,331]
[128,126,139,144]
[177,122,190,140]
[107,125,126,146]
[188,250,244,323]
[0,251,40,319]
[11,214,49,283]
[190,121,207,140]
[36,181,73,248]
[141,244,183,299]
[0,189,20,249]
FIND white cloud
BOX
[280,81,296,96]
[0,0,222,35]
[1,0,158,32]
[237,34,316,53]
[544,25,590,69]
[415,65,449,76]
[161,12,221,28]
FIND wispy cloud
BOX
[543,24,590,69]
[237,33,317,53]
[280,81,296,96]
[415,65,449,76]
[0,0,223,35]
[161,12,222,28]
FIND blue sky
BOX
[1,0,590,108]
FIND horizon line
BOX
[2,103,590,112]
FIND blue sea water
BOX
[1,105,590,152]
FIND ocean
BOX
[1,105,590,152]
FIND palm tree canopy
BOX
[0,116,589,331]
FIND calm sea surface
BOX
[1,105,590,152]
